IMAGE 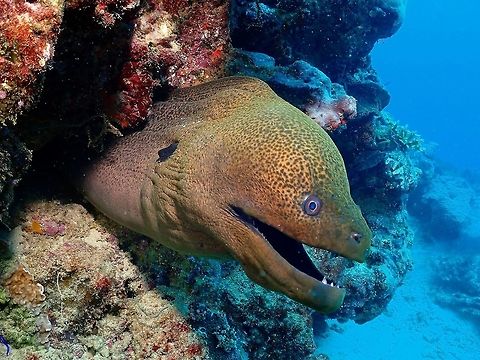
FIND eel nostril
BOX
[350,232,362,244]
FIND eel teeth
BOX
[320,275,337,288]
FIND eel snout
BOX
[227,205,371,313]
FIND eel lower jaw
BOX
[230,206,343,292]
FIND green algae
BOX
[0,302,39,349]
[0,287,9,306]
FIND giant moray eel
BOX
[78,76,372,313]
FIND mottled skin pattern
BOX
[79,77,372,313]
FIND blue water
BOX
[372,0,480,172]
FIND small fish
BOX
[0,335,11,356]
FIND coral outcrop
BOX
[228,50,357,131]
[231,0,405,77]
[408,162,480,329]
[230,0,404,113]
[1,196,208,358]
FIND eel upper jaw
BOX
[230,206,347,312]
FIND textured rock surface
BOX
[230,0,404,114]
[1,197,208,359]
[231,0,405,77]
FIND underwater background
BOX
[373,0,480,172]
[0,0,479,359]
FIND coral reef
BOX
[231,0,405,77]
[104,0,231,127]
[227,50,357,131]
[1,196,208,359]
[318,112,422,322]
[230,0,399,118]
[228,0,421,322]
[408,162,480,328]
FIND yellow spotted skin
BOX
[80,76,372,313]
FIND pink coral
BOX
[26,217,66,236]
[305,95,357,131]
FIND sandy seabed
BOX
[316,243,479,360]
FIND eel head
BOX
[175,79,372,313]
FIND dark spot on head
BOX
[157,142,178,162]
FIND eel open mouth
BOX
[230,206,339,288]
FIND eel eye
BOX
[303,194,322,216]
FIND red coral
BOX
[95,276,112,292]
[0,0,230,129]
[107,61,154,128]
[170,0,230,87]
[106,0,231,128]
[187,343,203,356]
[0,0,63,123]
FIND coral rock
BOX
[3,265,46,307]
[228,50,358,131]
[0,0,64,125]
